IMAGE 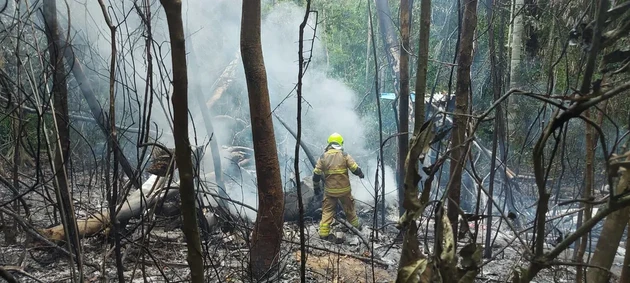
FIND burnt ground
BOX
[0,167,625,282]
[2,206,625,282]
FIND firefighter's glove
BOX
[355,167,365,179]
[314,182,322,195]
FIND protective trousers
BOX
[319,191,360,238]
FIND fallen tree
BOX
[37,134,325,243]
[38,171,326,243]
[40,174,174,241]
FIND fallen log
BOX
[40,175,174,241]
[38,170,342,243]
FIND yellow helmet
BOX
[327,133,344,145]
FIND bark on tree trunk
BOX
[508,0,524,86]
[159,0,204,282]
[447,0,477,239]
[374,0,401,89]
[585,165,630,282]
[374,0,405,216]
[240,0,285,279]
[484,0,506,259]
[96,1,125,280]
[43,0,84,279]
[5,2,25,246]
[397,0,411,218]
[395,0,431,278]
[581,1,612,281]
[507,0,524,133]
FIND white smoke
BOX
[61,0,398,220]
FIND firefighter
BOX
[313,132,365,239]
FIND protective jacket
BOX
[312,144,363,197]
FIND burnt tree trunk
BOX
[43,0,84,279]
[484,0,508,259]
[447,0,477,238]
[240,0,285,279]
[585,161,630,282]
[397,0,411,217]
[396,0,432,278]
[576,3,609,276]
[374,0,404,214]
[159,0,204,282]
[374,0,400,89]
[96,1,125,280]
[582,1,616,281]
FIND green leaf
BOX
[440,209,455,264]
[397,258,428,283]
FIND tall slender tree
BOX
[579,1,624,281]
[447,0,477,238]
[374,0,400,91]
[398,0,410,217]
[159,0,204,282]
[374,0,404,215]
[484,0,508,259]
[96,1,125,281]
[507,0,524,132]
[396,0,432,279]
[43,0,84,280]
[240,0,285,279]
[296,1,313,281]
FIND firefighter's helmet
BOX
[327,133,344,145]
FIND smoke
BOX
[62,0,398,220]
[256,3,398,209]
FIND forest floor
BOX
[0,169,625,282]
[2,208,625,282]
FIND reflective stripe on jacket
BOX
[313,147,359,196]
